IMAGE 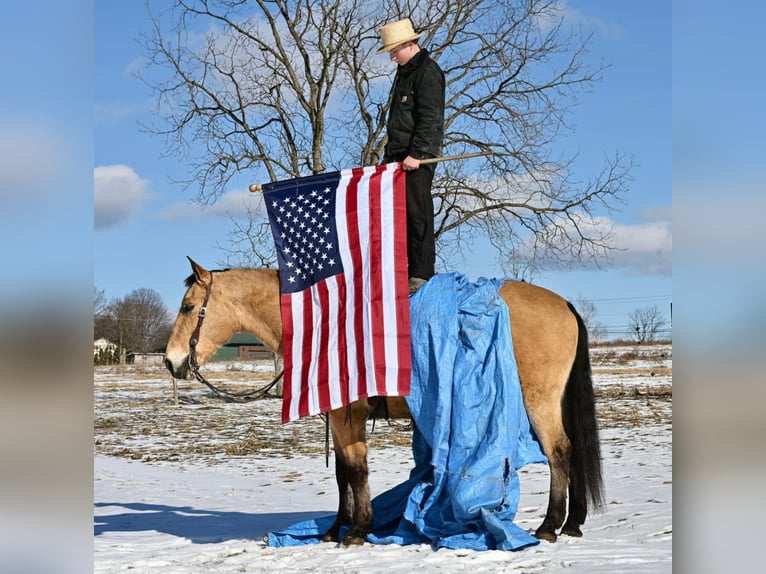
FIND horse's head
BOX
[164,257,236,379]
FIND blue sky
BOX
[94,1,672,339]
[1,3,92,304]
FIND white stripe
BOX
[306,285,321,416]
[325,275,343,410]
[335,169,359,402]
[288,293,304,423]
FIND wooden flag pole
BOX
[419,149,493,165]
[248,150,493,193]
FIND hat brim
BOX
[376,31,425,54]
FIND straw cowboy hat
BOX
[376,18,425,54]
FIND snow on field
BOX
[94,344,672,573]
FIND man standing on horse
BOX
[377,18,445,294]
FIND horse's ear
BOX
[187,256,212,285]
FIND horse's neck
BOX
[230,269,283,355]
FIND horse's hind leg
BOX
[529,413,571,543]
[514,336,573,542]
[324,402,373,546]
[561,471,587,537]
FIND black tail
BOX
[562,302,605,511]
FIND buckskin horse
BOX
[163,258,604,546]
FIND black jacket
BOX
[384,49,445,161]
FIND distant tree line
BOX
[91,287,667,367]
[94,287,173,364]
[574,297,669,344]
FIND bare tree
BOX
[94,286,108,317]
[100,288,174,354]
[140,0,634,274]
[572,295,607,344]
[628,305,665,344]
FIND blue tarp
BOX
[266,273,547,551]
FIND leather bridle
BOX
[185,271,283,402]
[187,270,214,376]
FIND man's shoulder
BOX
[419,49,442,68]
[419,53,445,83]
[409,50,442,76]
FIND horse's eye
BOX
[181,304,195,315]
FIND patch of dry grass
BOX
[94,344,671,465]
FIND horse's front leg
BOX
[323,401,373,546]
[321,454,354,543]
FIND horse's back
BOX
[498,280,579,407]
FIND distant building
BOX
[126,352,166,367]
[210,332,274,362]
[94,338,117,357]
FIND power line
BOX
[585,294,671,305]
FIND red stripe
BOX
[335,274,350,407]
[345,168,367,399]
[280,294,294,424]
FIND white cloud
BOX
[155,189,266,221]
[511,208,672,277]
[609,217,672,276]
[94,165,152,229]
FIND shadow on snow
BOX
[94,501,329,543]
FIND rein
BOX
[186,271,284,403]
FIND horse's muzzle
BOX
[164,356,189,379]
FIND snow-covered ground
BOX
[94,344,672,573]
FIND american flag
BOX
[263,163,412,423]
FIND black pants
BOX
[385,156,436,279]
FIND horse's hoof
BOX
[341,531,367,546]
[534,528,558,543]
[322,528,340,543]
[561,523,583,537]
